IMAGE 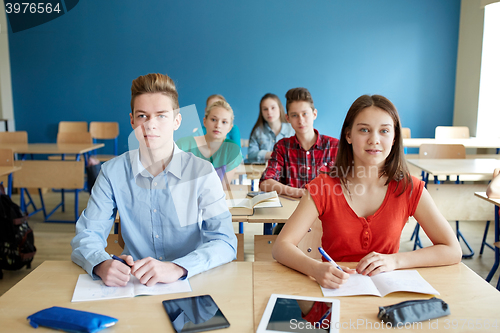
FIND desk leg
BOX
[486,206,499,283]
[7,173,12,197]
[263,223,273,235]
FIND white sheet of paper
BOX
[71,274,192,302]
[321,274,381,297]
[320,270,439,297]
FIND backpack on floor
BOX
[0,189,36,279]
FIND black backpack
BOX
[0,191,36,279]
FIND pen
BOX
[315,307,332,328]
[318,247,343,272]
[111,254,131,267]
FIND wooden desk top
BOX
[253,261,500,331]
[404,137,500,149]
[475,192,500,207]
[0,143,105,155]
[0,165,22,177]
[407,158,500,177]
[247,196,299,223]
[0,261,253,333]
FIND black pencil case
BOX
[378,297,450,325]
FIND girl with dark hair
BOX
[272,95,462,289]
[247,93,294,163]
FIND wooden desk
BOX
[246,196,299,235]
[253,261,500,331]
[407,159,500,257]
[0,143,105,155]
[0,261,253,333]
[234,163,267,180]
[407,158,500,181]
[0,165,22,196]
[404,138,500,149]
[475,192,500,289]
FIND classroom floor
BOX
[1,190,499,296]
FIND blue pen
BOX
[111,254,131,267]
[318,247,343,272]
[315,307,332,328]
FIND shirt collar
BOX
[131,143,183,180]
[292,129,320,150]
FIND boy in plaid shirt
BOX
[260,88,339,198]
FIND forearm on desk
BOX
[260,179,304,197]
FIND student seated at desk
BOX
[486,168,500,198]
[247,93,294,163]
[272,95,462,289]
[196,94,241,148]
[71,73,237,287]
[259,87,339,198]
[176,100,243,190]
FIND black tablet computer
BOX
[162,295,230,333]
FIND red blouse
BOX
[305,174,424,262]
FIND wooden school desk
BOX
[407,158,500,257]
[0,165,22,196]
[0,143,104,164]
[403,138,500,150]
[253,261,500,332]
[247,196,299,235]
[474,192,500,289]
[0,261,253,333]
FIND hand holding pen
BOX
[314,247,352,289]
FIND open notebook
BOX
[321,270,439,297]
[71,274,192,302]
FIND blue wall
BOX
[7,0,461,154]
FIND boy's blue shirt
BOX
[71,144,237,279]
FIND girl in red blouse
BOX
[272,95,462,289]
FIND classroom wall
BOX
[0,1,15,131]
[6,0,461,154]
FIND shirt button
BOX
[307,167,310,170]
[159,257,163,260]
[306,151,310,155]
[155,235,159,238]
[365,231,369,235]
[154,182,157,186]
[153,209,157,213]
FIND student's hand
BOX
[312,261,354,289]
[356,252,397,276]
[265,151,273,160]
[131,257,187,286]
[94,255,134,287]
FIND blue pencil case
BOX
[27,306,118,333]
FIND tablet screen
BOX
[266,297,333,332]
[162,295,230,333]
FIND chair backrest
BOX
[240,139,249,148]
[90,122,119,139]
[13,160,84,189]
[402,127,411,139]
[58,121,88,133]
[0,131,28,144]
[419,144,466,159]
[435,126,470,139]
[254,218,323,261]
[0,148,14,166]
[57,132,92,144]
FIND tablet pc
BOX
[162,295,230,333]
[257,294,340,333]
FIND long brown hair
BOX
[249,93,287,138]
[330,94,411,196]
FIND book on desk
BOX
[226,191,282,215]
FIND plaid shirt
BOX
[260,129,339,188]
